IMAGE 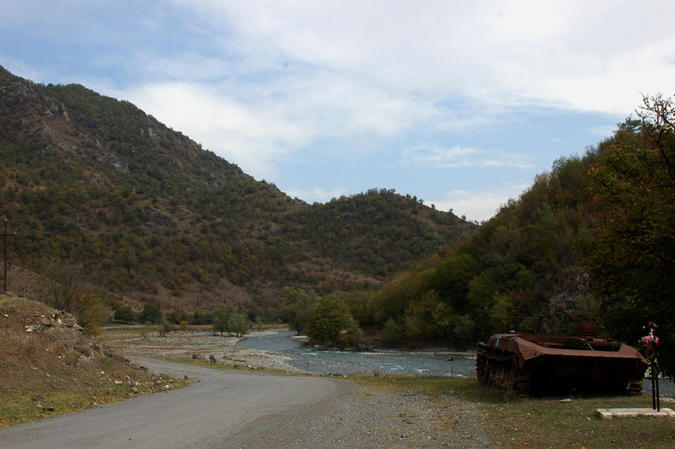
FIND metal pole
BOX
[3,219,7,293]
[655,361,661,411]
[651,360,657,410]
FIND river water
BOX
[238,330,476,377]
[238,330,675,397]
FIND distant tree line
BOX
[114,301,253,337]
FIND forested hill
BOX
[0,66,475,315]
[281,189,472,277]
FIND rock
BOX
[38,316,52,326]
[75,346,93,357]
[560,398,572,403]
[130,386,138,393]
[62,317,76,327]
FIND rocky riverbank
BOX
[102,327,303,373]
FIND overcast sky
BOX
[2,0,674,221]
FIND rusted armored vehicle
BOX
[476,333,648,395]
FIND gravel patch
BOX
[225,382,493,449]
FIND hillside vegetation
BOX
[287,94,674,375]
[0,66,474,317]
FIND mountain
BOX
[0,66,476,316]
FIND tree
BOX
[212,304,231,335]
[228,305,251,337]
[307,293,361,347]
[588,93,675,376]
[212,303,250,336]
[283,287,319,335]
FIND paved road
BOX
[0,358,343,449]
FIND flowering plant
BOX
[639,322,659,356]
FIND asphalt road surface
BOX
[0,358,345,449]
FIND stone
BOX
[596,407,675,419]
[62,317,76,327]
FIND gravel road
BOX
[0,358,492,449]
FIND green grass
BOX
[0,391,94,427]
[353,375,675,449]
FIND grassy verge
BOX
[353,375,674,449]
[0,374,190,429]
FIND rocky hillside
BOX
[0,66,475,315]
[0,294,181,427]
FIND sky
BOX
[1,1,674,221]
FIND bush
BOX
[113,303,136,322]
[71,293,110,336]
[158,320,174,337]
[138,302,162,324]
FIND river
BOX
[237,330,476,377]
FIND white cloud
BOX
[116,81,310,178]
[433,185,529,222]
[284,186,348,204]
[112,70,473,177]
[184,0,675,115]
[402,144,532,169]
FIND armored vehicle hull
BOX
[476,334,648,395]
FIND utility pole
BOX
[2,218,16,293]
